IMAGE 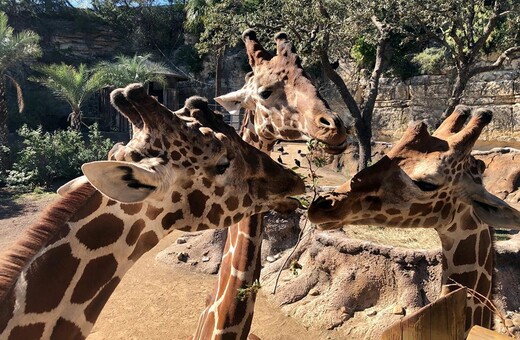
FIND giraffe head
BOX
[308,107,520,231]
[215,29,348,153]
[78,84,305,231]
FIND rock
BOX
[274,253,282,259]
[261,210,302,261]
[176,238,187,244]
[266,255,276,263]
[156,229,227,274]
[366,310,377,317]
[202,256,210,262]
[505,319,514,327]
[512,315,520,327]
[308,287,320,296]
[392,306,405,315]
[177,252,189,262]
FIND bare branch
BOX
[469,46,520,76]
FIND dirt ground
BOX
[0,189,335,340]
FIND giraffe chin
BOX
[316,221,344,230]
[272,197,302,214]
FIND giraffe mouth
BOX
[323,138,349,155]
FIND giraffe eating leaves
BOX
[0,83,305,340]
[193,30,349,340]
[308,107,520,334]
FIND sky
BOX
[68,0,90,8]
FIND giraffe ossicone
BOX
[0,83,305,340]
[308,106,520,334]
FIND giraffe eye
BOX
[259,90,273,100]
[215,159,230,175]
[413,180,438,192]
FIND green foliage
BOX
[30,63,104,114]
[95,54,171,88]
[412,47,447,75]
[173,45,204,73]
[92,1,185,53]
[351,37,376,69]
[7,123,113,190]
[0,12,41,73]
[236,280,261,301]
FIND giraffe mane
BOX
[0,182,97,304]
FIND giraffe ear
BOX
[214,88,250,114]
[471,190,520,229]
[82,161,160,203]
[57,176,89,196]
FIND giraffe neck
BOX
[193,215,263,339]
[194,110,273,339]
[437,210,494,332]
[0,186,176,340]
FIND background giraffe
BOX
[0,83,306,340]
[308,107,520,334]
[193,30,349,339]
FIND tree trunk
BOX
[215,51,223,97]
[442,67,470,120]
[68,109,82,130]
[319,48,373,170]
[0,80,10,176]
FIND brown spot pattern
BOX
[128,231,159,261]
[453,234,477,266]
[207,204,224,226]
[225,197,239,211]
[69,191,103,222]
[76,213,124,250]
[126,219,146,246]
[71,254,118,304]
[146,205,164,220]
[161,210,184,229]
[120,203,142,216]
[0,288,15,333]
[50,318,84,340]
[84,278,121,324]
[8,323,45,340]
[171,191,182,203]
[25,244,80,313]
[478,230,491,266]
[188,190,209,218]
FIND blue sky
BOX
[69,0,90,8]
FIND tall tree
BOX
[185,0,247,97]
[30,63,104,130]
[406,0,520,118]
[0,11,41,175]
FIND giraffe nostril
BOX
[319,117,333,127]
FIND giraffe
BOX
[192,29,349,339]
[0,83,306,340]
[308,107,520,334]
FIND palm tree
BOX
[95,54,170,88]
[0,11,41,174]
[31,63,105,130]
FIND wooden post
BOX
[382,288,467,340]
[467,326,513,340]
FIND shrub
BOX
[412,47,447,75]
[7,123,113,190]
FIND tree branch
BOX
[469,45,520,76]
